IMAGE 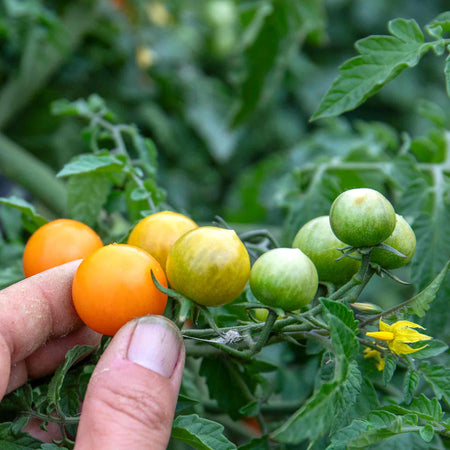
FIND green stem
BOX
[0,133,67,216]
[249,310,278,355]
[23,410,80,425]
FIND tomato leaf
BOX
[406,260,449,318]
[67,172,112,227]
[311,19,433,121]
[47,345,93,413]
[0,196,47,232]
[419,362,450,406]
[271,362,361,444]
[57,152,124,178]
[171,414,236,450]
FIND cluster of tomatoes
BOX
[22,188,416,336]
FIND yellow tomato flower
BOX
[363,348,385,371]
[366,319,432,356]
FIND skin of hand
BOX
[0,260,185,449]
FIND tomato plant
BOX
[329,188,396,247]
[166,227,250,306]
[249,248,318,311]
[72,244,168,336]
[292,215,361,285]
[22,219,103,277]
[0,3,449,450]
[127,210,197,271]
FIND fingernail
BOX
[127,316,183,377]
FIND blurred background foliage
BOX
[0,0,448,221]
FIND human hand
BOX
[0,261,185,449]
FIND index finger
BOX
[0,261,83,398]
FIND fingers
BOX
[75,316,185,450]
[6,326,101,395]
[0,261,84,399]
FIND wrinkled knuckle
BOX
[95,381,171,431]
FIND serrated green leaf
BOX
[419,362,450,406]
[47,345,93,412]
[403,370,419,404]
[410,210,450,291]
[407,260,449,317]
[176,394,199,414]
[311,19,432,121]
[321,298,358,332]
[426,11,450,34]
[67,172,111,227]
[328,315,359,366]
[171,414,236,450]
[199,358,256,420]
[0,196,47,231]
[327,410,403,449]
[57,153,124,178]
[384,394,443,422]
[271,362,361,444]
[383,354,397,386]
[419,424,434,443]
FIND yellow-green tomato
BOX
[292,216,361,285]
[330,188,396,247]
[249,248,318,311]
[370,214,416,269]
[166,227,250,306]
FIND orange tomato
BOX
[23,219,103,277]
[127,211,197,271]
[72,244,168,335]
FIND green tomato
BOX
[249,248,318,311]
[166,227,250,306]
[370,214,416,269]
[330,188,396,247]
[292,216,361,285]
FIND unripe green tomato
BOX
[253,308,299,321]
[330,188,396,247]
[249,248,318,311]
[370,214,416,269]
[292,216,361,285]
[166,227,250,306]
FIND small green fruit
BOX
[292,216,361,285]
[249,248,318,311]
[370,214,416,269]
[330,188,396,247]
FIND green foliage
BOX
[171,414,236,450]
[312,16,450,120]
[0,2,449,449]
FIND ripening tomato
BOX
[72,244,168,335]
[127,211,197,271]
[166,227,250,306]
[329,188,396,247]
[23,219,103,277]
[249,248,318,311]
[292,216,361,285]
[370,214,416,269]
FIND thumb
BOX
[75,316,185,450]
